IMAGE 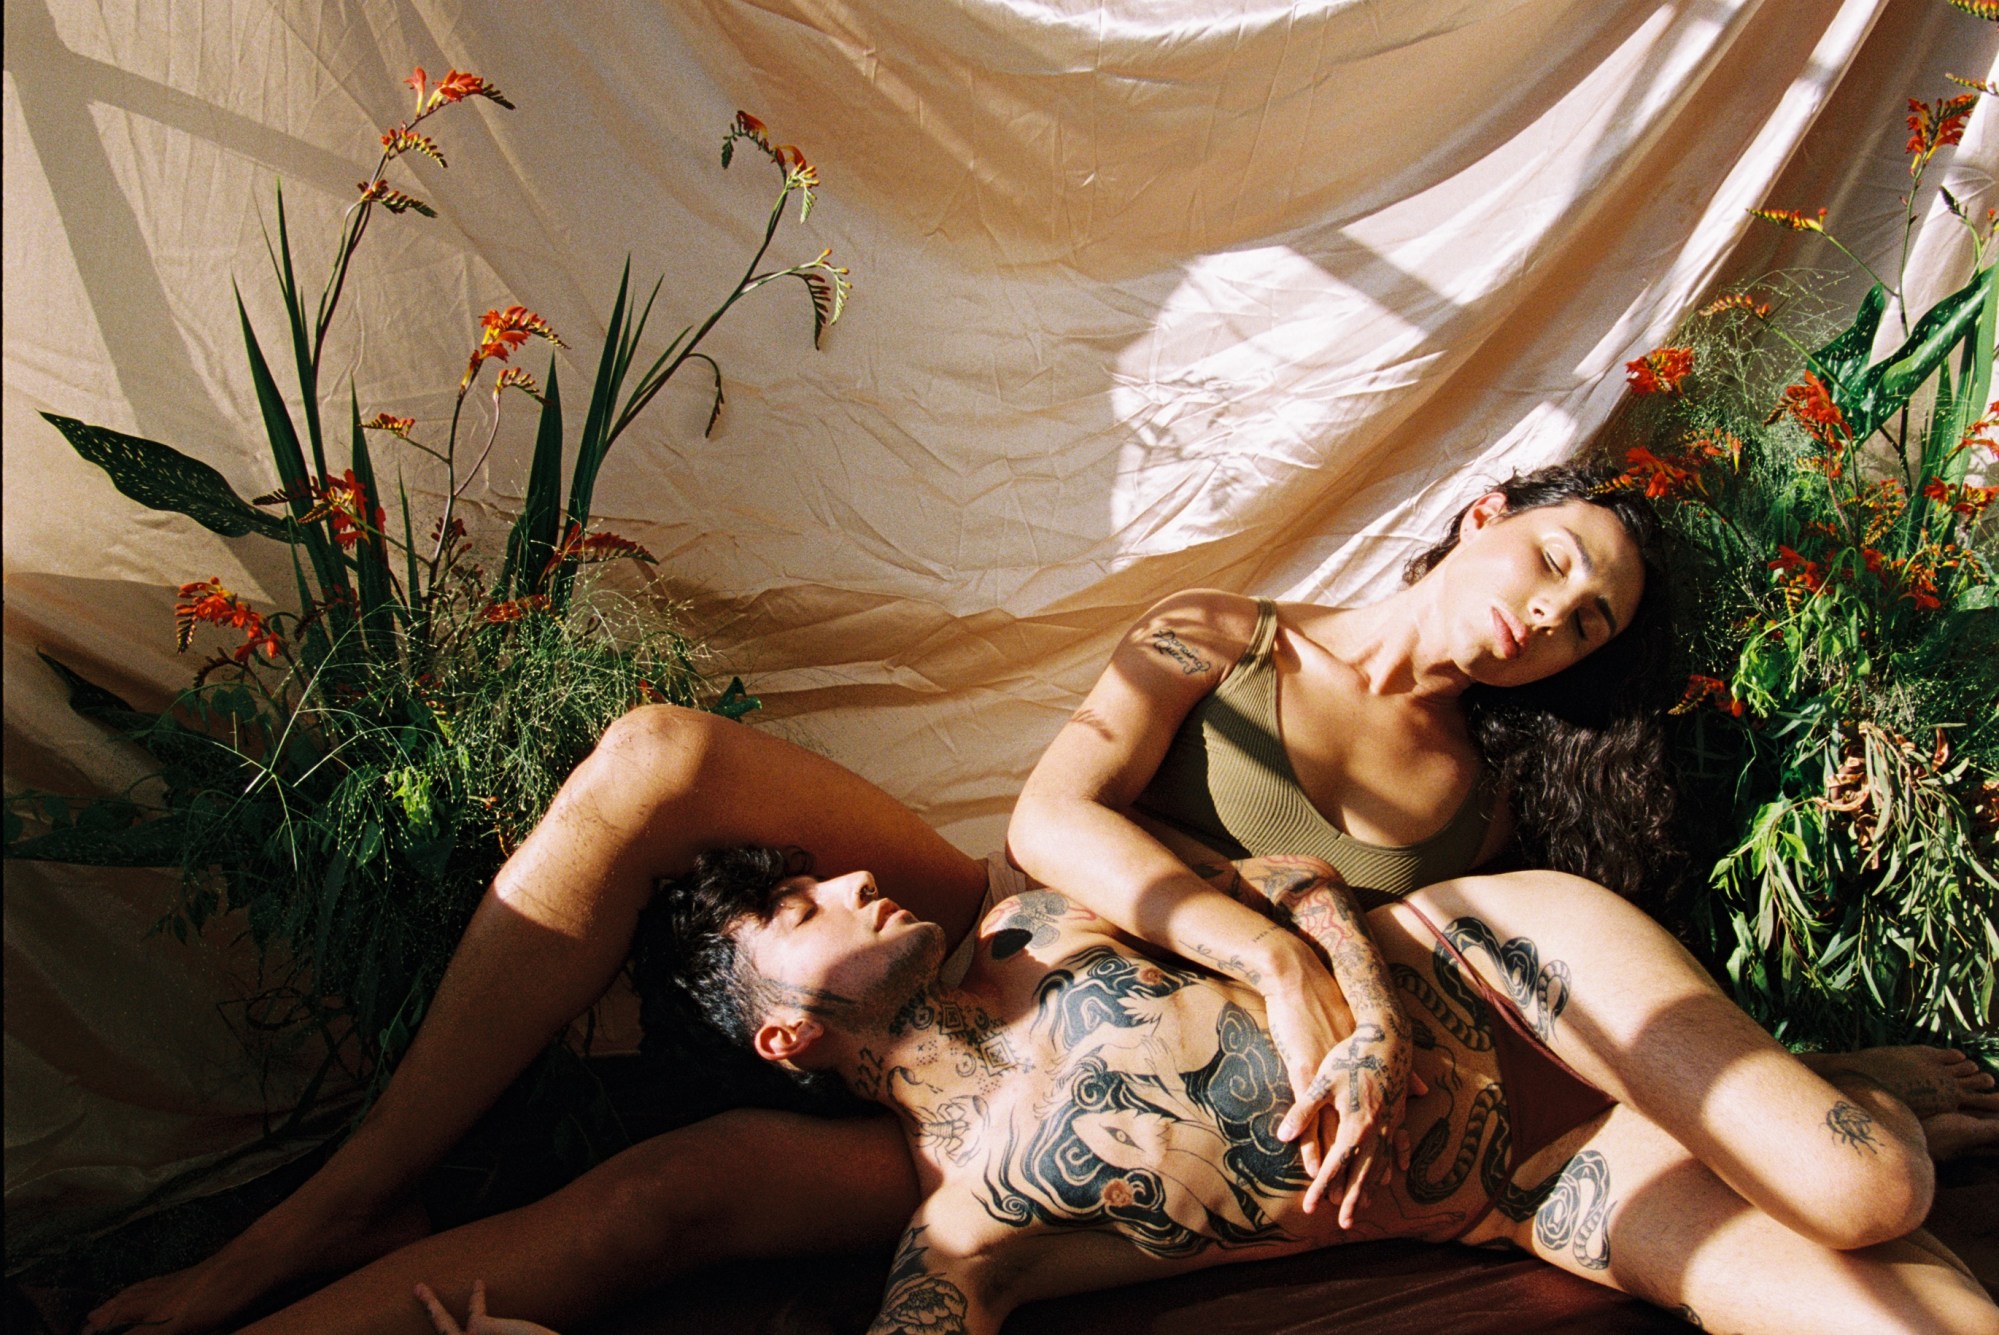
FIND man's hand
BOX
[415,1280,559,1335]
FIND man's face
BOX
[736,871,946,1031]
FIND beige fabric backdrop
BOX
[5,0,1994,1249]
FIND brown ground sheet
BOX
[591,1162,1996,1334]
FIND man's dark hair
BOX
[629,844,861,1111]
[630,844,800,1052]
[1404,462,1686,914]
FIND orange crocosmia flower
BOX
[1769,545,1825,592]
[1621,445,1693,499]
[432,69,513,107]
[310,470,385,549]
[1700,293,1772,320]
[464,306,564,386]
[1775,372,1850,445]
[362,413,417,438]
[775,143,819,189]
[357,179,435,217]
[734,111,772,150]
[1946,0,1999,17]
[1625,346,1694,395]
[1925,478,1998,517]
[493,367,545,404]
[381,125,447,167]
[552,528,657,566]
[174,578,283,660]
[1748,206,1827,232]
[1671,674,1746,718]
[1907,94,1980,173]
[482,595,551,624]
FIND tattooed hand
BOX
[1208,857,1420,1227]
[1286,1014,1415,1226]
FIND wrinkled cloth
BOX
[5,0,1996,1247]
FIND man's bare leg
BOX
[232,1109,917,1335]
[85,706,984,1335]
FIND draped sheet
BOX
[5,0,1995,1247]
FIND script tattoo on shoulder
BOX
[870,1226,969,1335]
[1147,628,1212,675]
[979,946,1305,1258]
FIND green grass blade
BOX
[498,360,565,597]
[272,184,327,480]
[237,286,350,609]
[347,389,396,658]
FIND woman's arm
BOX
[1009,591,1403,1181]
[1196,855,1419,1225]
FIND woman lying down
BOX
[418,845,1998,1335]
[87,466,1998,1335]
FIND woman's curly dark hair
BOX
[1405,463,1686,912]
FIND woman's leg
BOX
[236,1109,918,1335]
[1478,1103,1995,1334]
[1394,873,1935,1253]
[86,705,984,1334]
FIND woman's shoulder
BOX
[1131,587,1266,650]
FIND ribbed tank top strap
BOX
[1217,597,1281,690]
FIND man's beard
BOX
[854,920,949,1029]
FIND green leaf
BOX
[238,288,350,611]
[36,651,157,732]
[1838,265,1996,442]
[709,676,761,720]
[1808,284,1885,390]
[41,414,292,539]
[269,185,326,480]
[499,359,566,598]
[346,390,397,658]
[4,814,188,867]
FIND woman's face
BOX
[1437,495,1645,688]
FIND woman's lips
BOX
[1491,607,1522,659]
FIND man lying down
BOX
[425,846,1997,1335]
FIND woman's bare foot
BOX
[82,1195,430,1334]
[1800,1046,1999,1119]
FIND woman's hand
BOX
[415,1280,559,1335]
[1230,858,1423,1228]
[1280,1009,1421,1227]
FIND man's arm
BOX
[868,1223,1003,1335]
[1193,855,1418,1226]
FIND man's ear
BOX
[1458,490,1509,540]
[752,1015,826,1068]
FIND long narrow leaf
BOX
[498,360,565,597]
[41,414,291,539]
[237,288,351,610]
[346,390,396,658]
[272,185,328,481]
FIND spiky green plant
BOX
[5,78,843,1127]
[1612,82,1995,1057]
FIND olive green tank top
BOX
[1133,599,1494,906]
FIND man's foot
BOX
[1801,1046,1999,1119]
[1919,1109,1999,1162]
[81,1196,429,1334]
